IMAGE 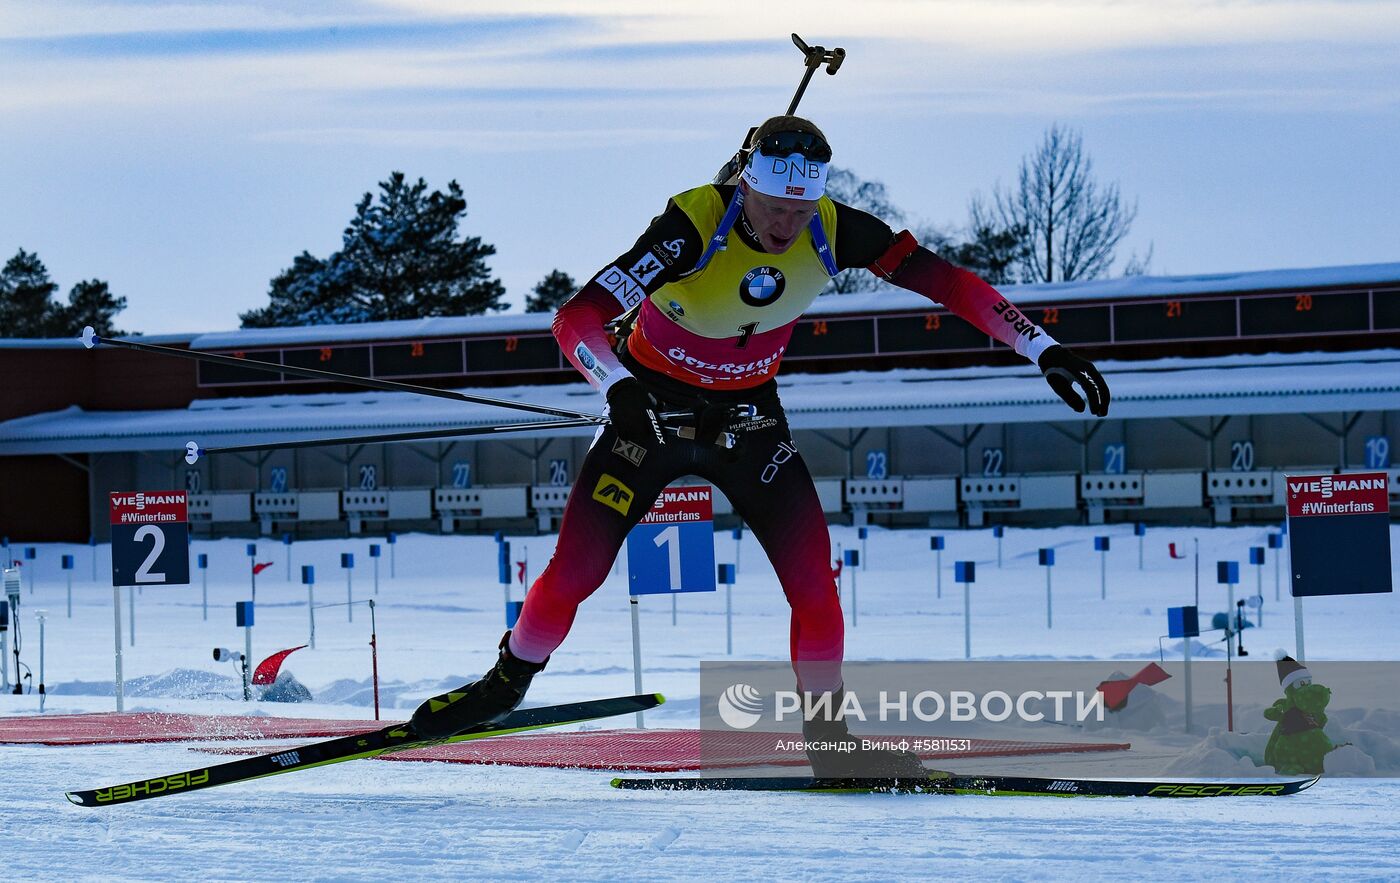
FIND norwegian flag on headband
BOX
[252,562,275,576]
[1097,662,1171,711]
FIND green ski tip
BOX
[652,693,666,705]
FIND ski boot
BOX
[801,689,935,781]
[410,631,547,740]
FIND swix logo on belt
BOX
[593,473,635,515]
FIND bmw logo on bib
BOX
[740,266,786,307]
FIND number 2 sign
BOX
[109,491,190,587]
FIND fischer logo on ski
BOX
[95,770,212,803]
[1146,783,1290,797]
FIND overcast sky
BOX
[3,0,1398,335]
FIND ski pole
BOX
[183,407,753,462]
[82,327,605,422]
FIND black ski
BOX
[66,693,664,807]
[610,771,1319,798]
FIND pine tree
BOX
[525,270,576,313]
[61,279,127,336]
[242,173,506,327]
[0,249,62,337]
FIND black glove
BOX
[606,378,666,447]
[1038,345,1110,417]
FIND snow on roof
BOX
[2,348,1397,455]
[809,261,1400,315]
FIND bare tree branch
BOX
[992,125,1135,283]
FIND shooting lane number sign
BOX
[110,491,191,587]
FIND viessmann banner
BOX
[698,661,1400,778]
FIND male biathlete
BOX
[412,116,1110,775]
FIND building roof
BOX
[2,348,1397,456]
[3,259,1396,351]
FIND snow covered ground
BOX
[2,523,1397,880]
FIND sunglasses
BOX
[754,130,832,163]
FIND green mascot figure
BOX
[1263,656,1336,775]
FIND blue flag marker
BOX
[1217,561,1239,584]
[1169,604,1201,731]
[842,549,861,625]
[955,561,976,659]
[1040,549,1055,628]
[1168,605,1200,638]
[196,552,211,621]
[929,535,945,600]
[302,565,317,648]
[342,553,356,623]
[498,541,513,626]
[1095,537,1110,598]
[62,553,76,617]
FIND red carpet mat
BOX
[3,714,1130,771]
[198,728,1129,772]
[0,712,382,745]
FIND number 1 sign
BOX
[626,486,717,596]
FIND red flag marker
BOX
[253,645,308,685]
[1097,662,1171,711]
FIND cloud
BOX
[248,126,708,150]
[0,11,582,58]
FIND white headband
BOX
[740,151,829,201]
